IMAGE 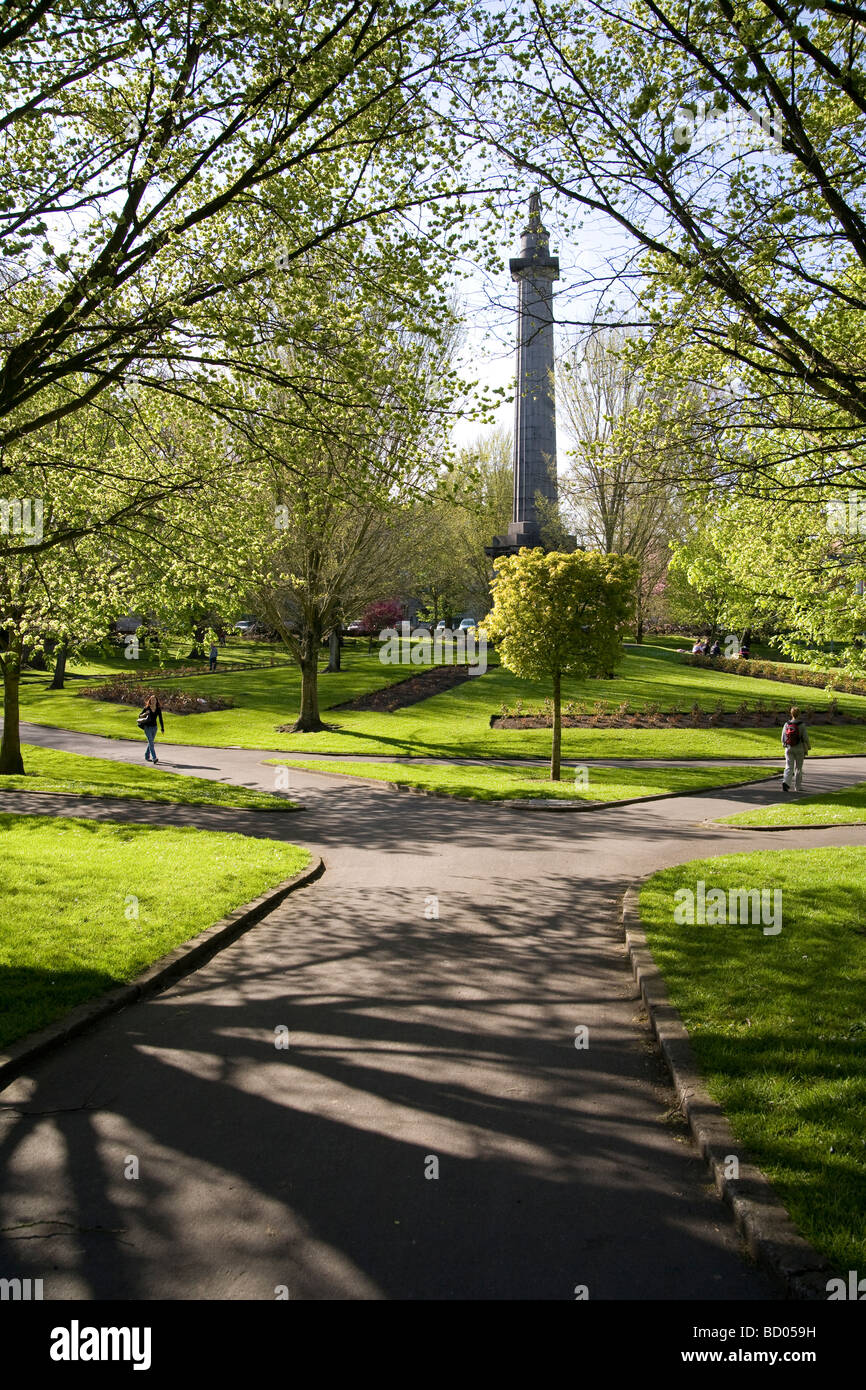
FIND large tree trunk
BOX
[0,645,25,774]
[292,628,328,732]
[49,640,69,690]
[327,625,342,673]
[188,624,206,660]
[550,669,562,782]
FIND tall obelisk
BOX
[488,191,570,557]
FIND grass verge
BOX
[639,847,866,1273]
[719,780,866,829]
[0,745,296,811]
[16,643,866,759]
[272,759,777,802]
[0,814,310,1048]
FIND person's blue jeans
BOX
[143,726,158,761]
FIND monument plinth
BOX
[487,192,574,559]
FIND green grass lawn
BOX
[16,641,866,760]
[0,745,296,811]
[643,634,791,662]
[640,847,866,1274]
[0,814,310,1048]
[43,636,291,678]
[275,758,777,802]
[720,780,866,829]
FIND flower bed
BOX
[492,697,863,730]
[680,652,866,695]
[79,679,234,714]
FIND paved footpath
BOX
[1,725,864,1300]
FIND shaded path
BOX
[1,725,864,1299]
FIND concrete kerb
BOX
[621,882,839,1300]
[705,818,860,833]
[382,770,780,811]
[0,788,300,813]
[0,856,324,1095]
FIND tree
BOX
[403,427,514,621]
[0,523,131,774]
[558,330,691,639]
[666,531,754,639]
[208,259,460,730]
[0,0,485,538]
[361,600,404,652]
[481,548,636,779]
[461,0,866,488]
[671,487,866,666]
[0,376,253,771]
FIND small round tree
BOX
[361,599,404,653]
[481,548,637,780]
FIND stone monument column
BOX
[488,192,572,557]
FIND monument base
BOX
[486,522,577,560]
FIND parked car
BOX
[458,617,477,634]
[234,619,256,634]
[345,618,366,637]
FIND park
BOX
[0,0,864,1331]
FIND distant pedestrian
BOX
[209,642,218,672]
[781,705,810,792]
[137,694,165,764]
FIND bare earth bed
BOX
[313,664,480,715]
[492,709,866,730]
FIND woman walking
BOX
[138,693,165,764]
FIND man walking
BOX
[782,705,810,792]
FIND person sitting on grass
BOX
[708,637,721,658]
[781,704,810,793]
[138,693,165,764]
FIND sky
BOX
[448,193,639,468]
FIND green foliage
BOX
[406,427,513,621]
[481,547,638,681]
[0,0,483,456]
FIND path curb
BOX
[281,761,779,809]
[383,771,779,811]
[0,788,298,813]
[709,818,861,833]
[0,856,324,1095]
[621,882,839,1301]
